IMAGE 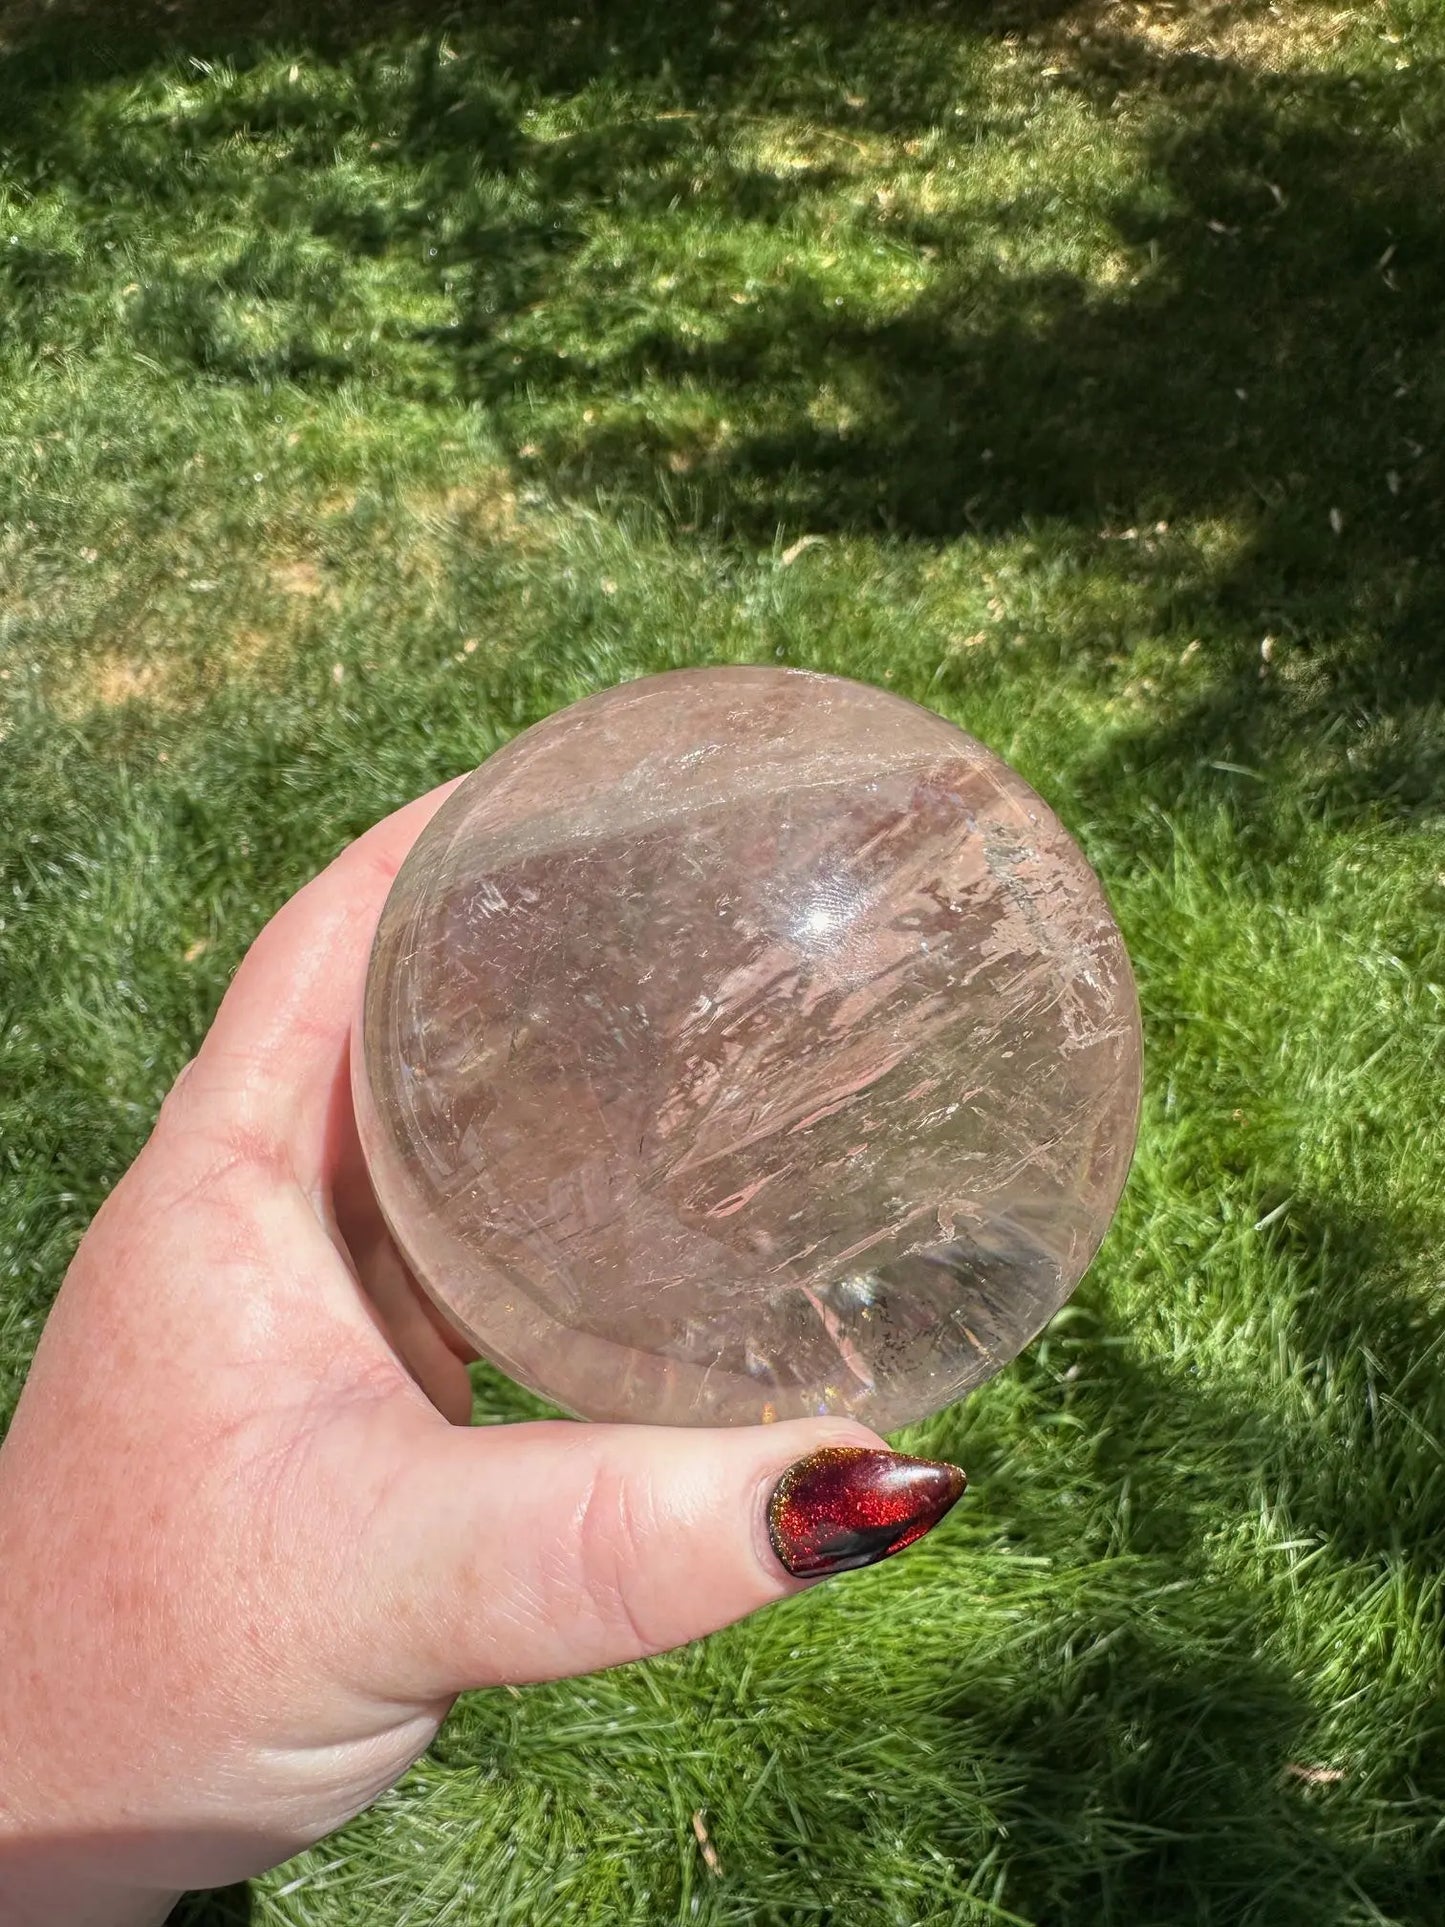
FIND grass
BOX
[2,0,1444,1920]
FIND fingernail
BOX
[767,1445,967,1578]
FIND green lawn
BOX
[3,0,1444,1921]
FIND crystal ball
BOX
[354,667,1142,1431]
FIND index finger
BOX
[180,777,465,1187]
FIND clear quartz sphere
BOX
[354,667,1142,1430]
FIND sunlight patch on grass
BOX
[743,119,903,176]
[1043,0,1361,72]
[402,474,538,549]
[268,558,330,599]
[51,606,300,718]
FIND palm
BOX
[99,1147,461,1873]
[0,789,472,1888]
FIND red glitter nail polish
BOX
[767,1446,967,1578]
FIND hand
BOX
[0,785,965,1926]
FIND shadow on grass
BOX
[988,1194,1445,1578]
[938,1620,1349,1926]
[927,1190,1445,1922]
[4,0,1439,833]
[167,1887,253,1926]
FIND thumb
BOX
[360,1416,966,1698]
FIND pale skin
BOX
[0,784,888,1926]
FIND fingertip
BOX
[179,776,469,1178]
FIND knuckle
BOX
[159,1054,198,1118]
[573,1459,670,1658]
[150,1063,293,1201]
